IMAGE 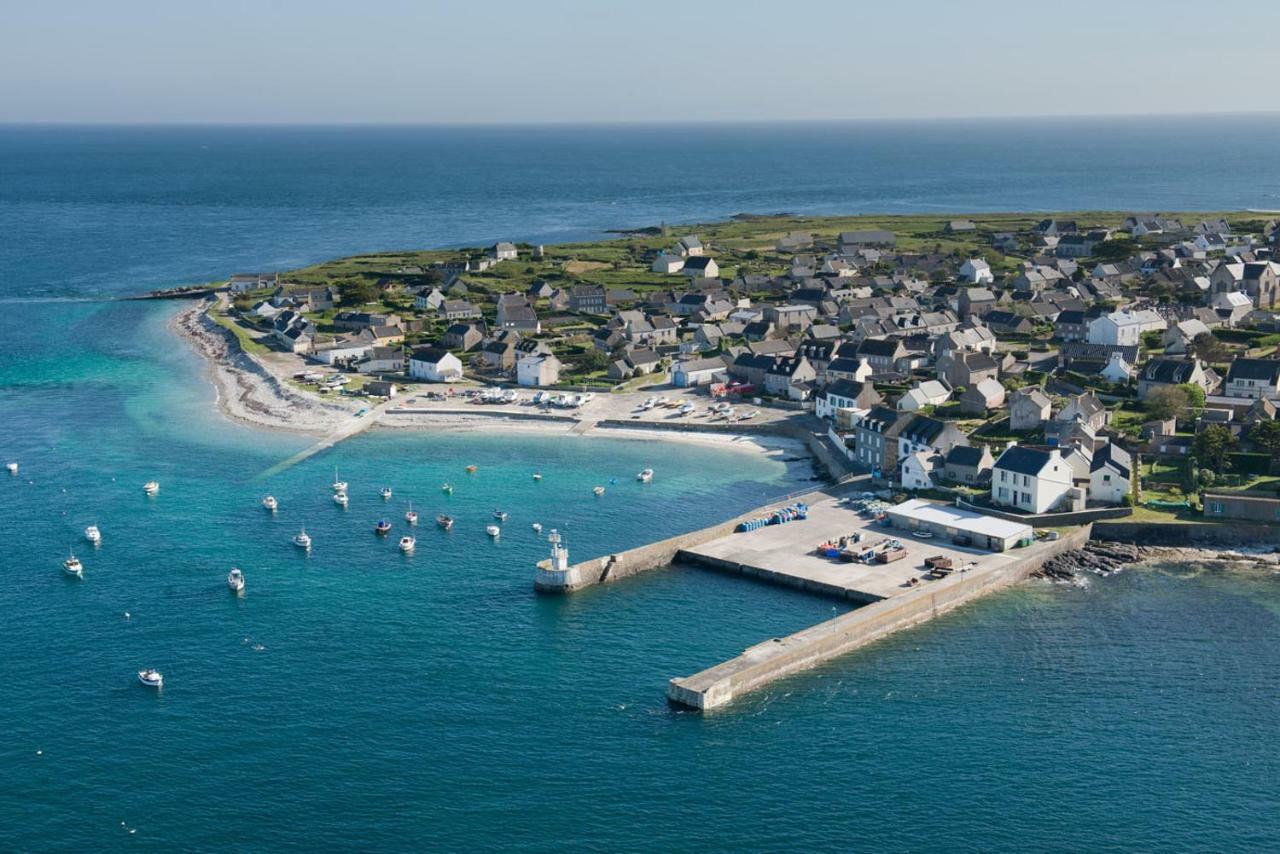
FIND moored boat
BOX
[532,472,543,481]
[636,468,654,483]
[375,519,392,535]
[380,486,393,500]
[492,509,508,522]
[84,525,101,545]
[398,535,416,553]
[486,524,501,538]
[143,480,160,495]
[333,492,349,507]
[262,495,278,512]
[227,567,245,592]
[436,514,453,531]
[63,551,83,577]
[293,528,312,549]
[5,462,17,474]
[441,483,453,494]
[465,465,477,474]
[405,502,419,525]
[137,669,164,689]
[593,486,605,496]
[332,467,347,493]
[532,522,543,534]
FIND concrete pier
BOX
[667,525,1091,710]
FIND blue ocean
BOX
[1,119,1278,850]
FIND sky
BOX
[2,0,1277,124]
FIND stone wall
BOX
[1091,521,1278,548]
[667,525,1093,710]
[956,498,1133,528]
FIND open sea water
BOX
[1,119,1278,850]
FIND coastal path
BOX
[257,396,398,479]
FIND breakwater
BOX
[667,525,1093,710]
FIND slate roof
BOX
[994,445,1055,477]
[1226,358,1280,383]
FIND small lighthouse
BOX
[535,528,575,592]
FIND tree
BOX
[1248,419,1280,458]
[1177,383,1206,413]
[1190,332,1229,364]
[337,277,379,307]
[1193,424,1237,471]
[1094,238,1139,261]
[1145,385,1189,421]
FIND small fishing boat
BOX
[465,465,477,474]
[84,525,101,545]
[398,535,416,553]
[332,467,347,493]
[492,510,509,522]
[532,472,543,481]
[293,528,312,549]
[137,669,164,689]
[374,519,392,535]
[143,480,160,495]
[262,495,278,512]
[486,524,501,538]
[636,468,654,483]
[532,522,543,534]
[441,483,453,495]
[333,492,349,507]
[436,514,453,531]
[63,551,83,577]
[380,486,393,500]
[227,567,245,593]
[593,486,605,496]
[5,462,17,474]
[405,502,419,525]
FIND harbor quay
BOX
[535,491,1091,710]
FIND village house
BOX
[897,415,968,469]
[1162,319,1212,354]
[897,380,951,412]
[681,256,719,279]
[983,310,1034,336]
[677,235,703,257]
[569,285,608,314]
[1136,358,1214,400]
[229,272,279,293]
[1089,442,1132,505]
[414,288,446,311]
[356,346,405,374]
[1009,387,1052,431]
[761,355,816,400]
[900,451,940,491]
[442,322,484,352]
[333,311,401,332]
[1223,358,1280,399]
[936,350,999,390]
[958,258,994,284]
[854,338,908,374]
[478,331,521,371]
[1202,491,1280,523]
[814,379,882,420]
[959,377,1007,415]
[1057,391,1110,431]
[943,444,994,485]
[840,230,896,249]
[652,254,685,274]
[991,445,1077,514]
[489,241,518,261]
[441,300,482,321]
[515,351,562,387]
[672,356,728,388]
[852,406,907,476]
[958,287,998,320]
[408,347,464,383]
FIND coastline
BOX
[170,299,815,462]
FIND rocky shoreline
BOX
[1035,540,1280,581]
[171,301,356,433]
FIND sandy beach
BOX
[170,299,817,465]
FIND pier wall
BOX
[534,488,834,593]
[1091,521,1278,549]
[667,525,1092,711]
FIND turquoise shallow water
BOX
[3,124,1280,849]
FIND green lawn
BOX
[210,309,270,355]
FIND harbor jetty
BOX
[536,491,1092,710]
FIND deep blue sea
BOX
[1,119,1279,850]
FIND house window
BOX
[1000,471,1007,483]
[1103,474,1111,483]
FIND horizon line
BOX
[2,109,1279,129]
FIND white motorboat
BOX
[380,486,393,500]
[678,402,695,416]
[532,472,543,481]
[636,468,654,483]
[593,486,605,496]
[137,669,163,689]
[227,567,245,592]
[486,524,501,538]
[441,483,453,494]
[143,480,160,495]
[333,492,348,507]
[398,535,416,553]
[532,522,543,534]
[405,502,419,525]
[436,514,454,531]
[293,528,312,549]
[63,551,83,577]
[492,509,508,522]
[84,525,101,545]
[332,467,347,493]
[262,495,278,512]
[5,462,17,474]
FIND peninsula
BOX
[172,209,1280,707]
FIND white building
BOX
[1089,443,1132,506]
[900,451,938,491]
[991,445,1076,514]
[652,254,685,274]
[1087,309,1166,346]
[958,258,994,284]
[408,347,463,383]
[897,380,951,412]
[516,353,563,387]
